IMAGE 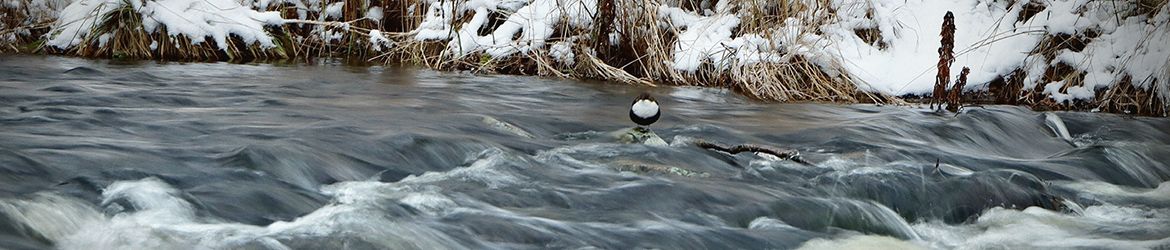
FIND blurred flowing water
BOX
[1,54,1169,249]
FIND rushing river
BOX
[1,54,1168,249]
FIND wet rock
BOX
[612,127,668,146]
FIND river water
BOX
[1,54,1168,249]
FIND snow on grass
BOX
[1040,1,1170,103]
[365,6,383,22]
[823,0,1048,94]
[650,0,1167,103]
[45,0,284,50]
[651,0,1045,93]
[25,0,1170,105]
[1,0,67,43]
[324,2,345,20]
[412,0,595,58]
[369,29,392,51]
[549,41,574,65]
[822,0,1168,102]
[660,4,740,72]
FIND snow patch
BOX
[412,0,596,59]
[658,4,786,72]
[324,2,345,20]
[820,0,1169,101]
[549,41,575,65]
[32,0,1170,104]
[369,29,393,51]
[46,0,284,50]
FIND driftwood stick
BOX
[694,140,814,165]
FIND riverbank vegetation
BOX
[2,0,1167,116]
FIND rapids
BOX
[1,55,1168,249]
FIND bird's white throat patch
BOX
[631,99,658,118]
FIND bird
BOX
[629,93,660,127]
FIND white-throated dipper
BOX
[629,93,660,127]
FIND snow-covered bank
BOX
[3,0,1167,115]
[45,0,283,50]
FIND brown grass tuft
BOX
[1097,76,1167,116]
[932,11,955,110]
[0,0,59,52]
[946,67,969,111]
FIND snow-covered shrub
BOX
[42,0,284,59]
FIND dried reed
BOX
[932,11,955,110]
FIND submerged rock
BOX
[613,160,710,178]
[480,115,534,138]
[482,119,709,177]
[612,127,668,146]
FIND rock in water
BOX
[613,127,668,146]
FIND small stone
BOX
[612,127,668,146]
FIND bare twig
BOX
[694,139,813,165]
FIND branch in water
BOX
[694,140,813,165]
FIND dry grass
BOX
[608,0,876,102]
[5,0,887,105]
[727,58,860,102]
[37,0,290,60]
[1097,76,1167,116]
[1008,0,1168,116]
[0,0,59,52]
[599,0,678,83]
[34,0,414,60]
[363,0,873,103]
[6,0,1166,116]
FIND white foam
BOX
[0,192,103,242]
[52,177,472,249]
[816,156,862,171]
[1043,112,1074,143]
[320,179,402,205]
[795,235,928,250]
[399,192,458,216]
[913,204,1170,249]
[58,178,265,249]
[398,148,524,189]
[747,216,799,231]
[1054,180,1170,206]
[100,177,196,220]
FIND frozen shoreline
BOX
[2,0,1167,115]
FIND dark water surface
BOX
[1,54,1169,249]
